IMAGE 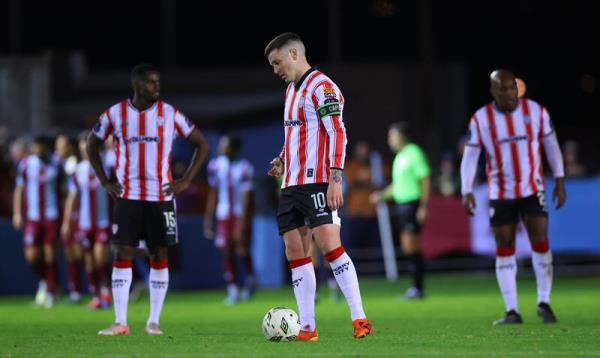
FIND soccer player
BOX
[62,132,113,310]
[460,69,567,325]
[204,134,257,305]
[54,134,84,303]
[12,137,60,307]
[88,64,209,336]
[265,32,373,340]
[370,122,431,299]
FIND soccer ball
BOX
[262,307,301,342]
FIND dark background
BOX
[2,0,599,169]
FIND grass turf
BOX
[1,275,599,357]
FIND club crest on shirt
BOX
[298,97,305,107]
[523,115,531,124]
[157,116,165,126]
[323,88,337,98]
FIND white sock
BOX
[148,268,169,325]
[291,261,316,331]
[329,252,366,320]
[495,255,519,312]
[112,267,132,325]
[532,250,553,304]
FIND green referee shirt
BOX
[391,143,430,204]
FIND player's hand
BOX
[203,219,214,239]
[416,204,428,224]
[369,191,382,204]
[327,169,344,210]
[553,177,567,209]
[462,193,476,216]
[101,180,123,199]
[267,157,284,177]
[12,213,22,230]
[163,178,191,196]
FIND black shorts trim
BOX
[489,192,548,227]
[111,198,178,250]
[277,183,340,236]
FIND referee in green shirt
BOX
[370,122,431,299]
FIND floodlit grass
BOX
[1,275,599,357]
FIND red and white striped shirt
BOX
[68,160,111,231]
[207,155,254,220]
[466,98,554,200]
[16,155,60,221]
[278,69,347,189]
[93,99,195,202]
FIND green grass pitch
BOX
[1,275,599,357]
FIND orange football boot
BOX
[297,326,319,341]
[352,318,373,338]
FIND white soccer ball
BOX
[262,307,301,342]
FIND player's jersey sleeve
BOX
[540,107,555,138]
[207,159,218,187]
[466,116,482,147]
[92,110,113,140]
[239,162,254,192]
[67,174,78,194]
[15,160,26,187]
[313,82,347,169]
[412,146,431,179]
[174,110,195,139]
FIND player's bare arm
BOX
[553,177,566,209]
[12,185,24,230]
[417,176,431,224]
[327,168,344,210]
[86,133,122,199]
[60,191,78,239]
[163,128,209,196]
[203,186,217,239]
[267,156,284,177]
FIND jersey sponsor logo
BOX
[125,136,161,144]
[318,103,341,118]
[284,120,303,127]
[497,135,527,145]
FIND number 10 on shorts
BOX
[163,212,176,228]
[311,192,326,209]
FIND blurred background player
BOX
[54,134,84,303]
[12,137,60,307]
[204,134,257,305]
[265,32,372,340]
[89,64,209,336]
[460,69,567,325]
[370,122,431,299]
[62,131,113,310]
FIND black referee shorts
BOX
[111,198,178,252]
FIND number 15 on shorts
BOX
[163,211,176,229]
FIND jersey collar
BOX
[294,67,317,91]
